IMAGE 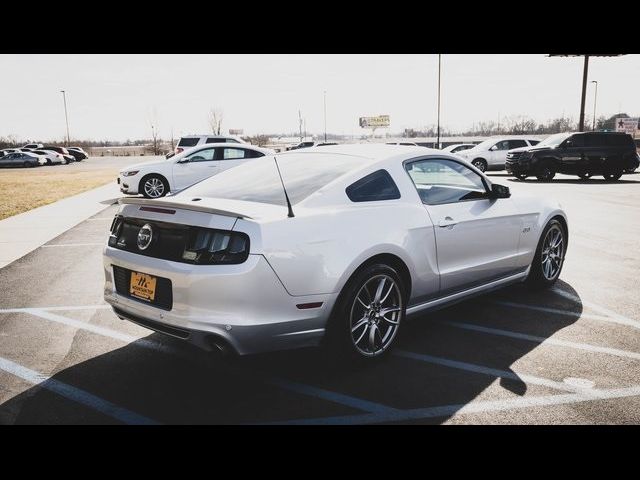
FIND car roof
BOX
[280,143,439,160]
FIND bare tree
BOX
[209,108,224,135]
[149,108,161,155]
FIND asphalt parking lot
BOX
[0,171,639,424]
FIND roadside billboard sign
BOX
[229,129,244,135]
[359,115,390,128]
[615,118,638,136]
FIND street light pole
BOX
[591,80,598,131]
[323,91,327,142]
[578,55,589,132]
[436,54,442,149]
[60,90,70,146]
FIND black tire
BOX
[325,263,406,363]
[526,219,567,290]
[47,159,52,165]
[22,161,30,168]
[536,161,556,182]
[471,159,487,172]
[602,170,623,181]
[140,174,169,198]
[515,174,527,181]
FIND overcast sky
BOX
[0,54,638,141]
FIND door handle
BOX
[438,216,457,228]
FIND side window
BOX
[583,134,602,147]
[346,169,401,203]
[185,148,216,162]
[528,140,540,146]
[508,140,528,149]
[222,148,249,160]
[178,138,199,147]
[206,138,225,144]
[405,158,488,205]
[244,149,265,159]
[493,140,510,150]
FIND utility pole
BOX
[323,91,327,142]
[578,55,589,132]
[298,110,303,142]
[60,90,70,146]
[591,80,598,131]
[436,54,442,149]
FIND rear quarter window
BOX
[346,170,401,203]
[178,138,200,147]
[606,135,634,147]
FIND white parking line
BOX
[552,287,640,327]
[490,300,640,330]
[0,305,110,314]
[22,309,179,357]
[394,350,587,393]
[42,243,104,248]
[9,308,399,415]
[262,383,640,425]
[0,355,160,425]
[443,320,640,361]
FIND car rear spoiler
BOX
[118,197,253,219]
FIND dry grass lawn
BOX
[0,168,116,220]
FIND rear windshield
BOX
[178,137,200,147]
[182,153,369,206]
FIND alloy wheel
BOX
[541,225,564,281]
[143,177,165,198]
[349,274,403,357]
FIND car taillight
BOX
[109,215,124,241]
[182,228,249,265]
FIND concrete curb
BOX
[0,182,121,269]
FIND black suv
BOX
[506,131,640,182]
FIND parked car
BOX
[316,142,339,146]
[174,134,247,155]
[386,141,420,146]
[118,143,275,199]
[287,141,317,150]
[506,132,640,182]
[22,143,44,149]
[67,147,88,161]
[104,144,568,360]
[456,137,541,172]
[32,149,67,165]
[41,146,75,163]
[0,152,45,167]
[441,143,477,154]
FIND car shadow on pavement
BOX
[0,280,582,425]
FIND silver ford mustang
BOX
[103,144,568,361]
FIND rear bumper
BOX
[103,247,336,355]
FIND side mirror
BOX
[489,145,497,151]
[176,158,189,164]
[491,183,511,199]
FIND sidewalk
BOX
[0,182,121,269]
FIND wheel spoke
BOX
[351,317,368,333]
[356,295,369,309]
[368,324,378,351]
[354,323,369,345]
[380,306,401,318]
[373,278,386,303]
[379,283,395,304]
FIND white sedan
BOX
[118,143,275,198]
[103,144,568,360]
